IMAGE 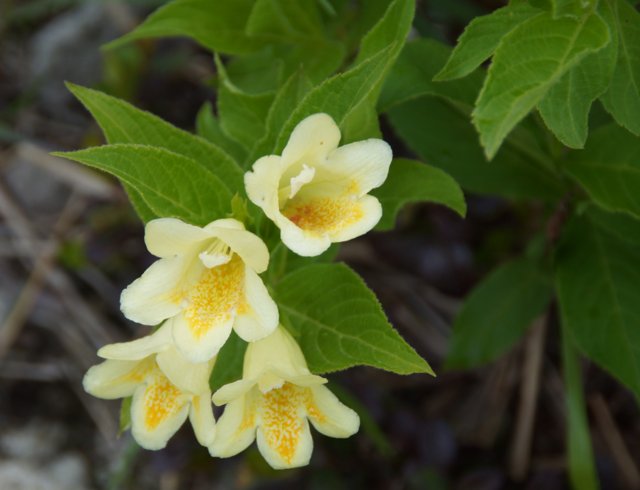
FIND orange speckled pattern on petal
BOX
[259,383,308,464]
[283,197,363,235]
[142,375,188,430]
[182,255,245,338]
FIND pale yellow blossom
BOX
[210,326,359,469]
[245,113,392,256]
[83,336,216,450]
[120,218,278,362]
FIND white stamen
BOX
[258,371,285,393]
[289,164,315,199]
[199,239,232,268]
[199,252,231,268]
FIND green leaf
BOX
[555,215,640,398]
[553,0,598,18]
[215,56,275,155]
[244,0,345,83]
[210,331,247,392]
[263,70,313,135]
[327,0,391,54]
[55,144,232,226]
[105,0,263,54]
[379,38,484,112]
[586,204,640,244]
[268,241,338,284]
[67,83,243,189]
[446,258,553,369]
[247,69,313,164]
[564,124,640,219]
[387,96,565,200]
[118,396,132,435]
[538,1,617,148]
[354,0,415,66]
[473,11,610,158]
[195,102,247,164]
[274,44,393,152]
[561,322,600,490]
[341,0,415,142]
[275,263,433,375]
[245,0,324,40]
[286,43,347,85]
[272,0,414,150]
[68,83,242,222]
[225,47,284,94]
[372,158,465,230]
[273,0,415,148]
[125,188,158,223]
[600,0,640,135]
[433,3,541,81]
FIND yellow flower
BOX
[210,326,360,469]
[83,332,216,450]
[245,113,392,257]
[120,218,278,362]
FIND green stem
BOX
[562,321,599,490]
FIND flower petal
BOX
[172,312,234,363]
[212,378,257,406]
[198,252,231,268]
[98,322,173,361]
[245,155,283,223]
[203,218,245,231]
[206,226,270,274]
[233,267,278,342]
[288,164,316,199]
[281,113,341,165]
[279,218,332,257]
[145,218,213,258]
[171,256,245,362]
[156,345,214,395]
[256,368,326,394]
[209,395,257,457]
[282,372,327,388]
[328,194,382,243]
[256,383,313,469]
[306,385,360,438]
[282,191,370,235]
[190,391,216,447]
[130,372,190,450]
[83,358,154,399]
[325,139,392,195]
[243,326,312,382]
[120,255,191,325]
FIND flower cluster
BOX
[84,113,392,468]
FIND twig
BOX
[0,360,66,382]
[0,239,50,256]
[0,179,115,347]
[454,353,518,447]
[590,394,640,489]
[509,315,547,480]
[60,361,118,444]
[0,191,84,358]
[15,142,115,199]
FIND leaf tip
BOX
[432,66,455,82]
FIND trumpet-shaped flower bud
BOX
[120,218,278,362]
[245,113,392,256]
[83,338,216,450]
[210,326,359,469]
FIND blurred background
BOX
[1,1,639,489]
